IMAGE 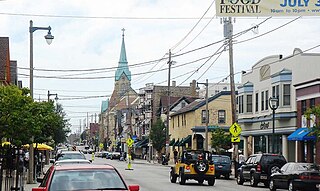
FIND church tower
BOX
[109,29,136,108]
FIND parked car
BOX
[269,162,320,191]
[212,155,232,179]
[237,153,287,187]
[101,151,109,158]
[170,150,215,186]
[32,164,140,191]
[111,152,121,160]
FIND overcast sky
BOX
[1,0,320,133]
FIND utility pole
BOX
[224,17,238,177]
[166,49,172,161]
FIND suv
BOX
[212,155,232,179]
[170,150,215,186]
[237,153,287,187]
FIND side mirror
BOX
[36,177,43,183]
[128,185,140,191]
[50,159,55,163]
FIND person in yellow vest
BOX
[92,152,94,161]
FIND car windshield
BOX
[212,156,230,163]
[49,169,127,190]
[56,153,86,161]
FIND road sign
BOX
[231,136,240,143]
[229,122,242,137]
[126,138,134,147]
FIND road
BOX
[89,154,278,191]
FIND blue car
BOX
[212,155,232,179]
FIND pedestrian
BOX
[173,149,178,164]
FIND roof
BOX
[171,91,232,117]
[115,31,131,81]
[170,96,199,109]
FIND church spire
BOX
[115,28,131,81]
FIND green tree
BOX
[305,105,320,140]
[211,128,231,154]
[149,118,166,156]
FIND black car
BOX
[212,155,232,179]
[269,162,320,191]
[237,153,287,187]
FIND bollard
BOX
[91,152,94,162]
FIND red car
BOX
[32,164,140,191]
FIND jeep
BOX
[237,153,287,187]
[170,150,215,186]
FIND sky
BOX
[1,0,320,134]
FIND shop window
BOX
[254,136,266,154]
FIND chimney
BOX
[190,80,198,97]
[172,81,176,87]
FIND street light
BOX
[196,79,209,151]
[29,20,54,184]
[269,97,279,153]
[47,90,58,102]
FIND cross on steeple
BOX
[122,28,125,37]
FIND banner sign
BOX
[215,0,320,17]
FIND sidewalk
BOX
[24,164,51,191]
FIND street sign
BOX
[126,138,134,147]
[229,122,242,137]
[231,136,240,143]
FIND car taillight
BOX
[256,164,261,172]
[185,165,190,170]
[300,174,320,180]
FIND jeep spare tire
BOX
[194,161,209,174]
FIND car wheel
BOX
[198,179,204,184]
[288,181,296,191]
[178,171,186,185]
[194,161,209,174]
[269,179,276,191]
[250,174,258,187]
[208,178,215,186]
[170,169,177,183]
[236,173,244,185]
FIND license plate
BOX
[260,175,267,180]
[218,165,223,168]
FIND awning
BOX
[135,139,149,148]
[287,127,316,141]
[182,135,191,144]
[177,138,184,146]
[169,139,175,146]
[172,139,180,147]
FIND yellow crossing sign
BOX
[231,136,240,143]
[229,122,242,137]
[126,138,134,147]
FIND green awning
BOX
[177,138,184,146]
[182,135,191,145]
[135,139,148,148]
[169,139,175,146]
[172,139,180,146]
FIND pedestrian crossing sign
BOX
[126,138,134,147]
[229,122,242,137]
[231,136,240,143]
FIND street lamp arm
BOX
[29,26,52,33]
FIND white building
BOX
[238,48,320,162]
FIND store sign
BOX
[215,0,320,17]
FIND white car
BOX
[54,159,91,165]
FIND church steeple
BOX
[115,28,131,81]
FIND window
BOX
[239,95,244,113]
[283,84,291,106]
[173,117,174,128]
[302,100,307,113]
[261,91,264,111]
[255,93,259,112]
[181,102,186,108]
[265,90,269,110]
[272,85,280,100]
[310,98,315,108]
[246,95,252,113]
[201,110,206,123]
[178,116,180,127]
[183,114,186,126]
[218,110,226,123]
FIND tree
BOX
[149,118,166,156]
[211,128,231,154]
[0,85,69,146]
[305,105,320,140]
